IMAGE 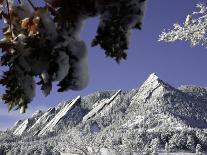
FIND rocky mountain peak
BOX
[140,73,170,90]
[130,73,171,104]
[143,72,159,83]
[1,73,207,154]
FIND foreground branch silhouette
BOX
[0,0,147,113]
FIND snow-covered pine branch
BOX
[159,3,207,47]
[0,0,147,113]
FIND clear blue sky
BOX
[0,0,207,130]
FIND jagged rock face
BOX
[126,73,207,130]
[2,73,207,154]
[127,73,174,116]
[84,90,133,130]
[7,73,207,137]
[38,96,82,136]
[81,91,116,110]
[55,99,73,113]
[13,110,44,135]
[10,120,23,132]
[10,91,121,136]
[82,90,122,123]
[13,119,30,135]
[28,107,56,134]
[129,73,172,105]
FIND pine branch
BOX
[6,0,12,39]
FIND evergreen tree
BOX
[0,146,6,155]
[143,144,151,155]
[186,134,195,152]
[41,145,47,155]
[168,134,178,152]
[196,144,203,155]
[150,138,159,155]
[165,142,169,153]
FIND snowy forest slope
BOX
[0,73,207,154]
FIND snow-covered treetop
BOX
[159,3,207,47]
[0,0,147,113]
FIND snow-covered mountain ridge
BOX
[1,73,207,155]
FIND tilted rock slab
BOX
[82,90,121,123]
[38,96,81,136]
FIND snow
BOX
[31,110,43,117]
[13,119,29,135]
[13,110,44,135]
[28,108,55,132]
[39,10,58,41]
[122,115,145,129]
[92,99,108,109]
[82,90,121,122]
[99,148,116,155]
[52,50,70,81]
[67,40,89,91]
[55,100,72,112]
[130,73,166,105]
[69,55,89,91]
[5,73,207,154]
[140,73,160,92]
[60,152,80,155]
[11,120,23,131]
[159,152,195,155]
[38,96,81,136]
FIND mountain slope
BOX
[1,73,207,155]
[13,110,44,135]
[39,96,81,136]
[10,73,207,135]
[82,89,122,123]
[28,107,56,135]
[126,73,207,130]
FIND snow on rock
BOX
[13,110,44,135]
[10,120,23,131]
[5,73,207,154]
[99,148,116,155]
[55,100,73,112]
[31,110,44,117]
[98,91,123,118]
[13,119,29,135]
[82,90,121,123]
[81,91,115,110]
[28,108,56,133]
[122,115,145,129]
[126,73,207,130]
[135,73,161,100]
[159,152,195,155]
[130,73,170,106]
[38,96,81,136]
[92,98,108,109]
[178,85,207,102]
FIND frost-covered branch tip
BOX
[159,3,207,47]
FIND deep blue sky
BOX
[1,0,207,130]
